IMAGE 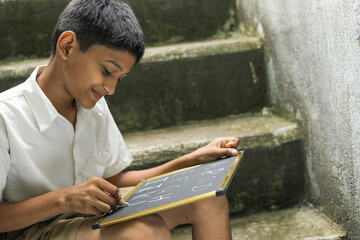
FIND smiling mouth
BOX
[92,89,103,100]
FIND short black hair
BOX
[51,0,145,64]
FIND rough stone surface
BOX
[107,37,266,132]
[124,113,304,213]
[237,0,360,238]
[141,35,262,63]
[123,0,237,46]
[0,0,236,60]
[124,113,300,164]
[0,36,261,83]
[0,58,48,90]
[0,37,266,132]
[0,0,67,60]
[171,206,347,240]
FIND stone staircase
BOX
[0,0,347,239]
[171,206,346,240]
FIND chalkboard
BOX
[92,151,245,229]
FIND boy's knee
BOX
[121,214,171,240]
[192,195,229,215]
[81,214,171,240]
[136,214,170,238]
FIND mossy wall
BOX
[0,0,69,60]
[0,0,237,61]
[123,0,237,46]
[107,49,266,133]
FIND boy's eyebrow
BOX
[106,60,123,71]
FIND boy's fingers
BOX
[93,201,112,214]
[221,148,238,156]
[89,177,122,209]
[95,178,120,199]
[225,137,239,148]
[97,191,118,209]
[117,197,126,205]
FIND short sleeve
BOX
[0,117,10,202]
[101,103,133,178]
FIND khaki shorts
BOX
[3,212,90,240]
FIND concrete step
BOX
[0,0,66,60]
[124,111,304,214]
[108,36,266,132]
[170,206,347,240]
[124,0,237,46]
[0,0,237,60]
[0,36,266,133]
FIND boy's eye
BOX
[103,68,112,76]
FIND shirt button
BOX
[77,171,83,177]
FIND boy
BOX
[0,0,239,239]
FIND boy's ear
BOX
[56,31,77,60]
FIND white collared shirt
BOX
[0,66,133,202]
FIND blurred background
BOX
[1,0,359,239]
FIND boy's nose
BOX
[103,85,109,95]
[103,81,117,96]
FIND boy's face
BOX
[63,43,137,109]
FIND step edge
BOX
[302,235,346,240]
[231,206,347,240]
[0,59,49,81]
[171,206,346,240]
[0,36,262,81]
[124,115,302,163]
[142,36,263,63]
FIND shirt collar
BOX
[23,66,60,132]
[23,66,105,133]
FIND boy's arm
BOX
[0,177,123,232]
[106,137,239,188]
[0,190,66,232]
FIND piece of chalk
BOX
[117,202,129,208]
[115,202,130,209]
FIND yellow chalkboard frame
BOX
[93,151,244,229]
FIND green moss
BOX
[107,48,266,133]
[0,0,237,60]
[0,0,68,60]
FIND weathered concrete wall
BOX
[0,0,236,61]
[0,0,68,60]
[237,0,360,238]
[108,47,266,133]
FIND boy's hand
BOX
[61,177,123,216]
[191,137,240,164]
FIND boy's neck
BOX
[36,58,77,128]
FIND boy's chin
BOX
[79,100,97,110]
